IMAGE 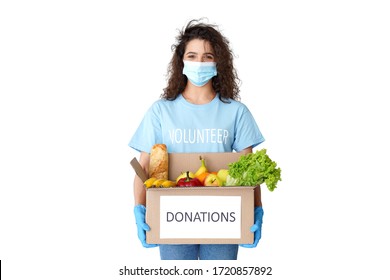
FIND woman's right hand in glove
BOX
[134,205,158,248]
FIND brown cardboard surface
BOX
[130,157,148,182]
[146,186,254,244]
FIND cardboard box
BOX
[131,152,255,244]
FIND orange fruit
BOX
[196,172,210,185]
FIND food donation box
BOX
[132,152,255,244]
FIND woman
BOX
[129,19,265,260]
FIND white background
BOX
[1,0,389,279]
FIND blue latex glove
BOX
[240,206,264,248]
[134,205,158,248]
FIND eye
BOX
[204,54,215,61]
[185,54,196,60]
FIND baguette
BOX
[149,144,168,180]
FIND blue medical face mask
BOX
[182,60,217,87]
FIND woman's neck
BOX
[182,83,216,105]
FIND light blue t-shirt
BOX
[128,94,265,153]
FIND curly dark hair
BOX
[161,19,241,102]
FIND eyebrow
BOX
[185,51,215,56]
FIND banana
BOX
[194,156,208,177]
[153,179,167,188]
[144,178,176,188]
[144,177,157,188]
[161,180,176,188]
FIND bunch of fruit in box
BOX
[143,149,282,192]
[175,156,227,187]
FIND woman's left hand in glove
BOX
[240,206,264,248]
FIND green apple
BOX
[217,169,229,185]
[204,173,222,187]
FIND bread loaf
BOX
[149,144,168,179]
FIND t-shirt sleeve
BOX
[232,105,265,152]
[128,102,162,153]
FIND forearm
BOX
[134,152,150,206]
[134,176,146,206]
[240,147,262,207]
[254,185,262,207]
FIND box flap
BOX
[130,157,148,183]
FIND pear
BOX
[194,156,208,177]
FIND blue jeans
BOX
[159,244,238,260]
